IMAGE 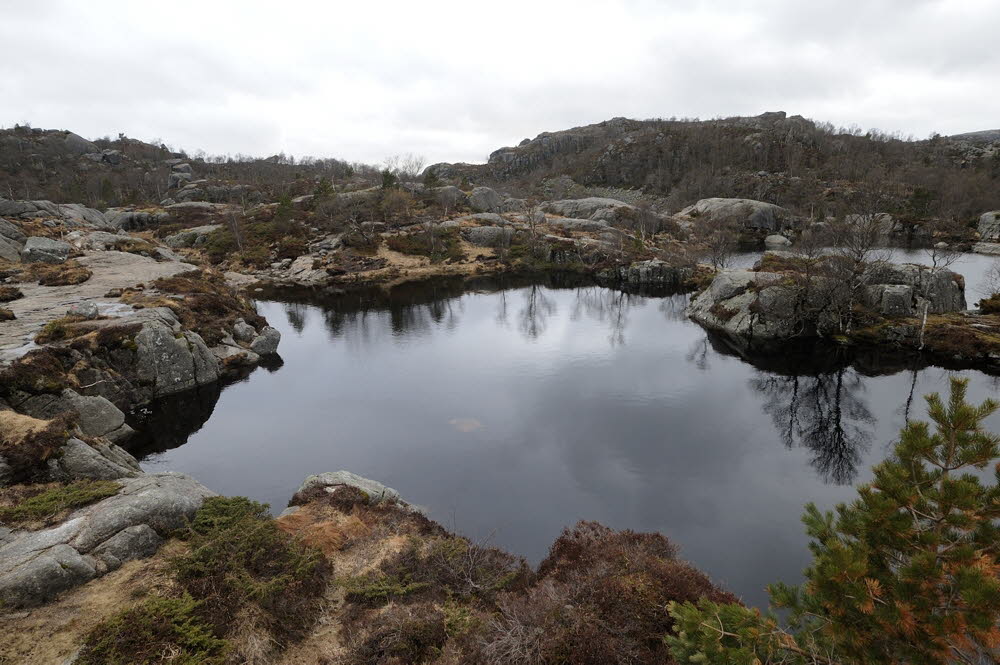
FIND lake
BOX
[131,253,1000,609]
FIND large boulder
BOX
[63,132,99,155]
[106,210,169,231]
[163,224,221,248]
[134,321,220,397]
[868,263,966,314]
[541,197,636,224]
[0,236,21,262]
[19,389,134,444]
[680,198,795,232]
[0,218,27,245]
[462,225,513,247]
[546,217,610,233]
[598,259,693,288]
[764,234,791,249]
[20,236,72,263]
[50,438,142,481]
[249,326,281,356]
[978,211,1000,241]
[468,187,504,213]
[0,472,214,607]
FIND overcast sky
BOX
[2,0,998,165]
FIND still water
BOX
[132,254,1000,609]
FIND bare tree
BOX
[917,219,963,348]
[695,216,739,270]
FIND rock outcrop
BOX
[0,472,214,607]
[978,211,1000,241]
[688,261,966,346]
[679,198,796,232]
[20,237,72,264]
[597,259,694,289]
[541,197,636,224]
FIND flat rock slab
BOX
[0,250,190,361]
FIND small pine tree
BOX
[381,169,397,190]
[313,177,334,202]
[668,377,1000,665]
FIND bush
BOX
[343,603,447,665]
[386,228,464,263]
[473,522,737,664]
[978,292,1000,314]
[77,594,227,665]
[174,497,330,656]
[0,479,120,527]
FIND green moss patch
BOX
[0,479,120,528]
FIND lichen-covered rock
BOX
[50,438,142,481]
[764,234,791,248]
[0,218,26,245]
[541,197,635,224]
[163,224,221,248]
[134,321,220,396]
[232,318,257,343]
[105,210,169,231]
[546,217,610,233]
[296,470,401,504]
[21,236,72,264]
[468,186,504,213]
[598,259,693,288]
[977,211,1000,242]
[249,326,281,356]
[462,225,513,247]
[0,472,214,607]
[0,236,21,262]
[680,198,795,232]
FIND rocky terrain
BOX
[2,118,1000,663]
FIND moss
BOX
[173,496,330,646]
[0,285,23,302]
[33,315,89,344]
[77,594,228,665]
[0,479,120,527]
[110,237,156,255]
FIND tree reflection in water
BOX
[750,367,874,485]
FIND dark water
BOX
[132,257,1000,609]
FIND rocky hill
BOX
[428,112,1000,222]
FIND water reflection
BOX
[750,369,874,485]
[130,275,1000,609]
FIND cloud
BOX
[1,0,997,164]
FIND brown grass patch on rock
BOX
[0,285,24,302]
[0,347,73,398]
[19,260,93,286]
[123,269,265,345]
[0,306,14,320]
[0,411,76,482]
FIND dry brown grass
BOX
[0,540,185,665]
[18,260,93,286]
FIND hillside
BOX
[428,112,1000,221]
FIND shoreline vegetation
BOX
[2,115,1000,662]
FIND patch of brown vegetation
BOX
[0,306,13,321]
[123,269,265,345]
[0,411,76,482]
[0,285,23,302]
[33,314,92,343]
[18,260,93,286]
[0,540,185,665]
[0,347,73,398]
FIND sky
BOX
[2,0,998,166]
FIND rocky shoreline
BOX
[2,180,1000,661]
